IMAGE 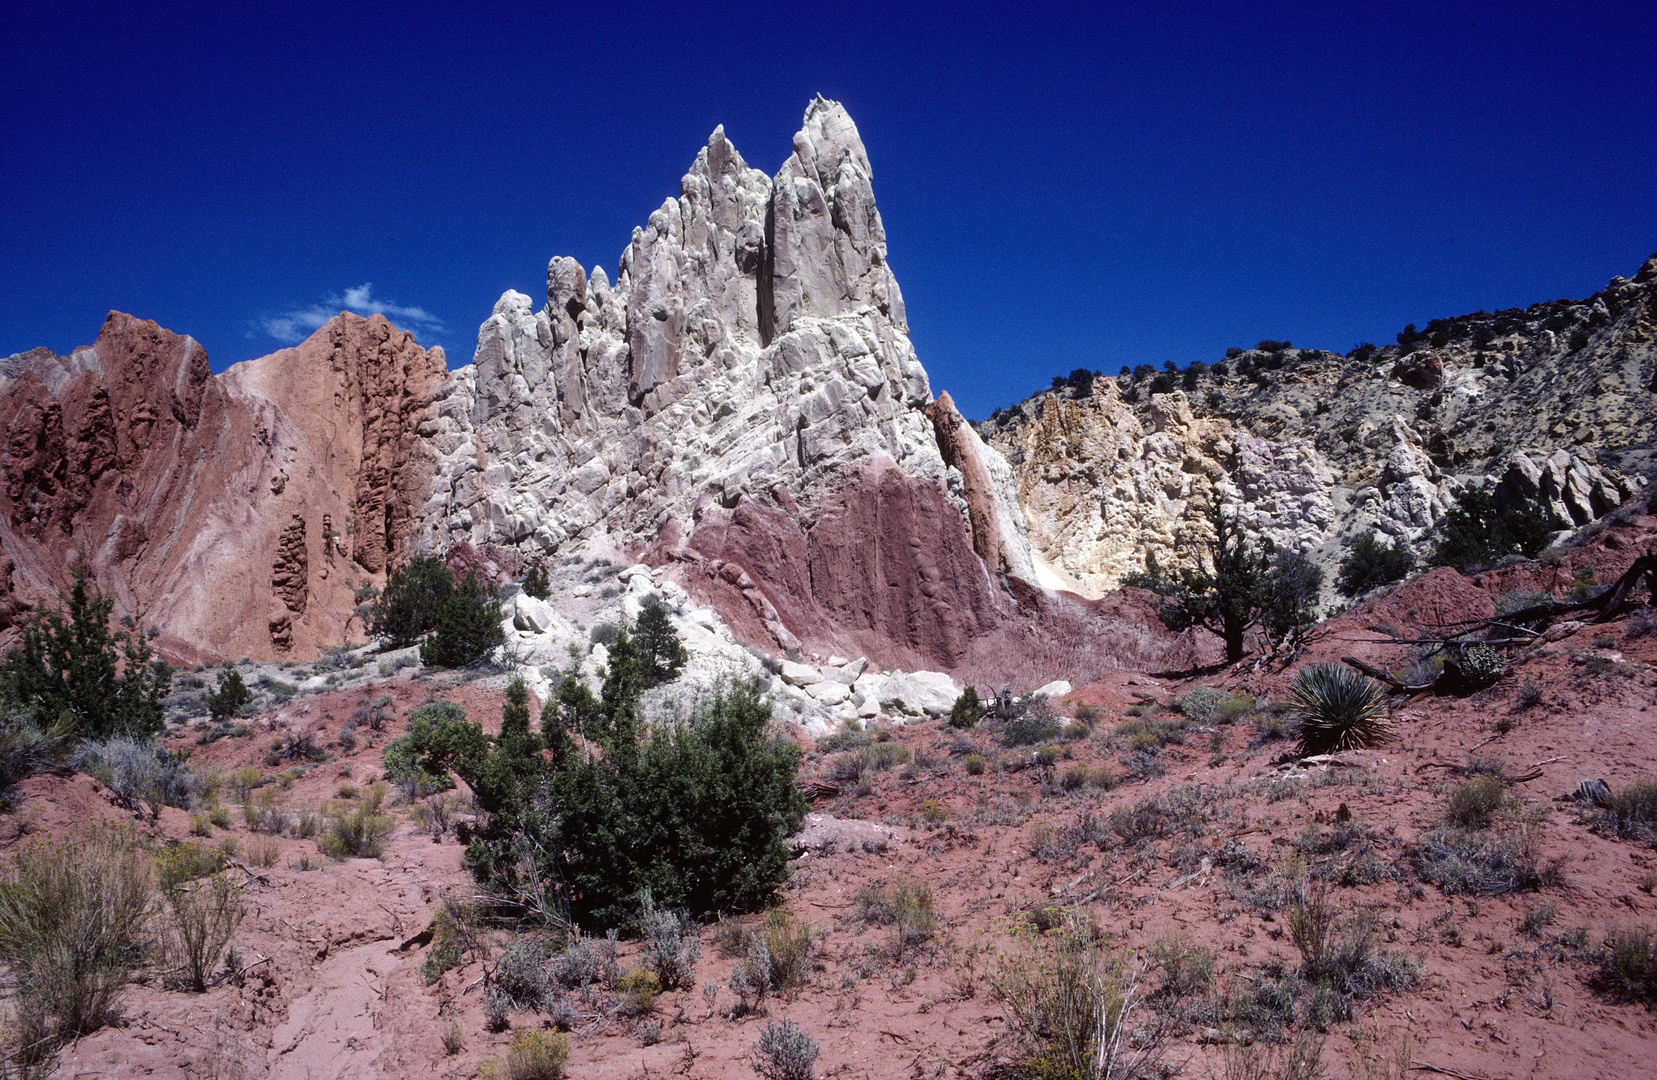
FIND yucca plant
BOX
[1290,663,1392,757]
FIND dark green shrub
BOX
[205,667,251,720]
[420,566,505,668]
[368,553,453,648]
[522,559,551,600]
[1290,664,1392,756]
[462,674,807,930]
[1433,487,1554,572]
[948,686,982,730]
[0,565,168,740]
[1336,532,1416,596]
[634,600,687,688]
[382,700,486,797]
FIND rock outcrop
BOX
[980,252,1657,597]
[409,98,1158,685]
[990,381,1335,597]
[0,312,446,663]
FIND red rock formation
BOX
[272,515,309,617]
[924,391,1013,578]
[0,311,446,664]
[646,457,1178,687]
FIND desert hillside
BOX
[0,98,1655,1080]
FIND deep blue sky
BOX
[3,2,1654,420]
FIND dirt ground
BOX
[7,515,1657,1080]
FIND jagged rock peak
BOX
[420,97,947,564]
[413,99,1066,678]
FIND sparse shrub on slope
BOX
[1593,926,1657,1008]
[1133,500,1323,662]
[1290,664,1392,757]
[752,1016,819,1080]
[71,736,203,812]
[0,827,153,1057]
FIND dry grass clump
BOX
[726,907,815,1012]
[1596,777,1657,846]
[159,872,245,992]
[1414,786,1561,895]
[1444,775,1507,828]
[477,1029,569,1080]
[1592,925,1657,1007]
[855,877,938,957]
[0,827,154,1061]
[1285,881,1418,1004]
[318,783,393,859]
[989,919,1172,1080]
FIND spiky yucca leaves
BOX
[1291,664,1393,757]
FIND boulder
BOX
[878,670,958,716]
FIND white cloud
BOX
[257,283,446,345]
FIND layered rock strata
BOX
[412,98,1165,683]
[0,312,446,663]
[982,253,1657,597]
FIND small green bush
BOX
[481,1029,569,1080]
[1289,664,1392,757]
[1000,708,1061,747]
[1445,776,1506,828]
[861,743,911,771]
[382,700,485,796]
[72,736,204,812]
[205,667,252,720]
[1336,532,1416,596]
[949,686,982,730]
[522,559,551,600]
[816,724,869,754]
[1596,778,1657,845]
[319,802,394,860]
[1413,820,1558,895]
[1593,926,1657,1007]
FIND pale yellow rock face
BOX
[1009,382,1338,598]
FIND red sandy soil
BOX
[7,518,1657,1080]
